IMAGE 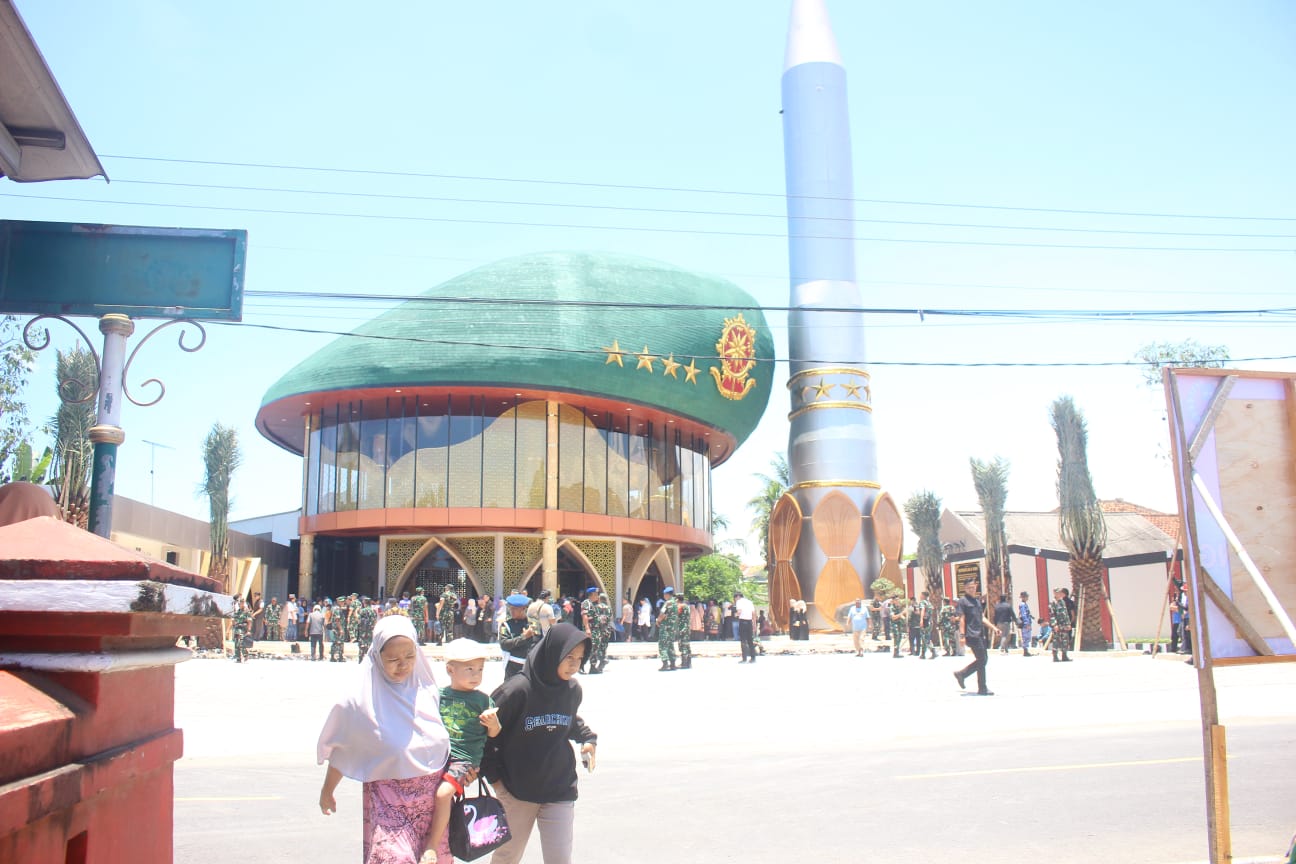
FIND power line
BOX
[107,178,1296,241]
[98,153,1296,223]
[5,192,1289,253]
[217,319,1296,369]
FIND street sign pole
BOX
[87,314,134,537]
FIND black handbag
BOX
[448,779,511,861]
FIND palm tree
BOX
[201,422,242,592]
[903,490,944,605]
[970,456,1012,607]
[50,348,97,528]
[746,453,790,576]
[1050,396,1108,651]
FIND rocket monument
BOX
[780,0,888,627]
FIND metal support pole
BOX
[88,315,135,537]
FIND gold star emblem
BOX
[602,339,624,367]
[636,346,656,373]
[810,378,834,400]
[683,359,700,384]
[661,354,681,379]
[843,381,863,399]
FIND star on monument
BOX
[683,359,700,384]
[842,381,863,399]
[636,346,656,373]
[661,354,682,379]
[810,378,834,400]
[602,339,625,367]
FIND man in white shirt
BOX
[528,588,556,634]
[734,592,757,663]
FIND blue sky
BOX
[5,1,1294,553]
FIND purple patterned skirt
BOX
[362,771,452,864]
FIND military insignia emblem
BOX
[709,313,758,401]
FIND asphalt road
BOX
[174,640,1296,864]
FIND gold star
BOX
[635,346,656,373]
[661,354,682,379]
[602,339,624,367]
[811,378,834,400]
[843,381,863,399]
[683,359,700,384]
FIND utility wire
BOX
[107,178,1296,241]
[5,192,1289,253]
[99,153,1296,223]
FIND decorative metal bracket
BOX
[121,319,206,408]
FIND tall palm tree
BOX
[1050,396,1108,651]
[50,348,97,528]
[746,453,790,576]
[903,490,944,604]
[201,422,242,592]
[970,456,1012,606]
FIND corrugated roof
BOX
[953,510,1177,560]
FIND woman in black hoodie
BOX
[482,622,597,864]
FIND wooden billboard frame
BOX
[1164,367,1296,864]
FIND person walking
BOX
[674,592,693,669]
[656,586,679,671]
[954,579,1000,696]
[356,597,378,661]
[993,593,1016,654]
[231,596,252,663]
[734,591,757,663]
[848,598,870,656]
[890,597,907,659]
[437,588,458,646]
[1017,591,1035,656]
[938,601,960,656]
[482,624,598,864]
[1049,588,1073,662]
[409,586,428,645]
[581,587,610,674]
[308,603,326,661]
[918,592,938,659]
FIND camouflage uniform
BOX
[1048,597,1073,661]
[345,596,360,641]
[231,605,252,662]
[918,599,937,658]
[409,589,429,644]
[582,595,612,673]
[656,595,678,669]
[907,602,922,655]
[869,601,883,640]
[264,601,282,641]
[938,604,959,655]
[328,612,345,662]
[356,602,378,661]
[438,589,458,645]
[674,596,693,668]
[891,602,907,658]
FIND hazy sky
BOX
[6,1,1294,554]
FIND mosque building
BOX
[255,251,773,607]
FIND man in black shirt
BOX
[954,579,1001,696]
[993,594,1016,654]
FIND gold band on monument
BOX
[790,480,882,490]
[788,401,873,421]
[787,367,871,388]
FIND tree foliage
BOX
[870,577,904,600]
[51,348,97,527]
[903,490,944,604]
[970,456,1012,604]
[746,452,790,575]
[1134,339,1228,389]
[201,422,242,590]
[683,552,745,602]
[0,316,37,480]
[1050,395,1108,651]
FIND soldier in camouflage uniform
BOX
[264,596,282,641]
[674,593,693,669]
[409,586,429,644]
[656,586,678,671]
[355,597,378,661]
[581,587,612,674]
[231,597,252,663]
[917,592,938,659]
[907,600,923,656]
[328,606,345,662]
[1048,587,1073,662]
[938,602,959,656]
[890,599,908,658]
[438,588,458,645]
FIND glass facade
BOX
[304,397,712,532]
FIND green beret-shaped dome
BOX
[259,251,774,453]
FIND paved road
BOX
[174,641,1296,863]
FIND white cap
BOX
[445,638,489,663]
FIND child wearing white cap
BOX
[427,638,501,852]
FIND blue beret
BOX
[663,586,674,594]
[586,586,598,594]
[506,594,530,608]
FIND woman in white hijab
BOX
[318,614,454,863]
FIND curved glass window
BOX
[302,397,712,532]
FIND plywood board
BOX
[1213,396,1296,640]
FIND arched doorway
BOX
[523,545,599,603]
[408,544,478,601]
